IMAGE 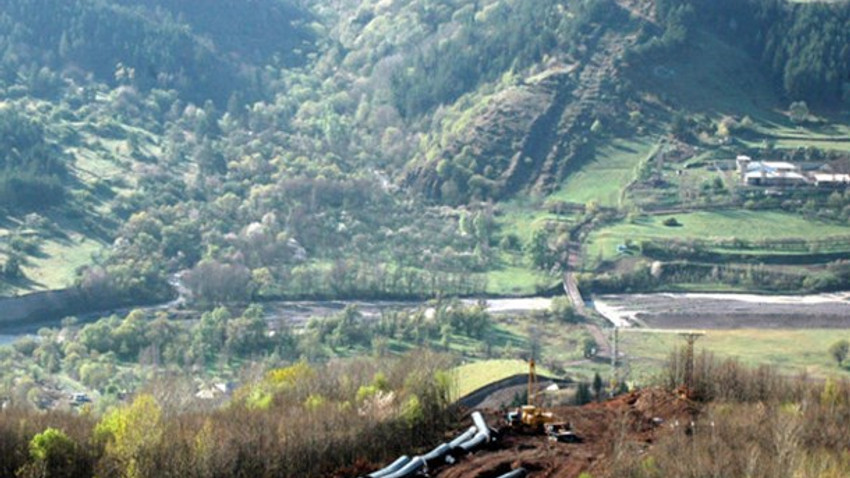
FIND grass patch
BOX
[586,210,850,261]
[453,359,555,398]
[22,233,106,290]
[619,328,850,384]
[483,263,556,296]
[550,137,655,208]
[498,201,572,244]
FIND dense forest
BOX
[0,0,313,104]
[653,0,850,106]
[0,108,68,211]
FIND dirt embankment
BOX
[437,389,695,478]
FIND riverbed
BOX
[594,292,850,329]
[5,290,850,347]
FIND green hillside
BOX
[0,0,849,302]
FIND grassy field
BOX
[498,201,572,243]
[486,199,574,296]
[741,120,850,152]
[22,234,105,290]
[632,31,780,120]
[619,328,850,385]
[483,262,556,296]
[0,104,157,296]
[586,210,850,261]
[0,219,107,293]
[453,359,556,398]
[550,138,656,208]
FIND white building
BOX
[813,173,850,188]
[737,155,807,186]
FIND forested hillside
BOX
[0,0,313,103]
[0,0,849,303]
[652,0,850,106]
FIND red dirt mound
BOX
[432,388,697,478]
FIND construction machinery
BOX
[505,359,557,431]
[545,422,581,443]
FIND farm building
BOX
[813,173,850,187]
[736,155,808,186]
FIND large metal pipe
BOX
[366,455,411,478]
[422,443,451,466]
[457,431,488,452]
[495,468,528,478]
[382,456,425,478]
[452,410,493,453]
[366,413,491,477]
[448,426,477,448]
[471,411,491,440]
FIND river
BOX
[5,290,850,346]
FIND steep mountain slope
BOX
[402,1,640,203]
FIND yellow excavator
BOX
[505,359,555,430]
[505,359,581,442]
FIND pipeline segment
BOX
[422,443,452,466]
[382,456,426,478]
[366,455,410,478]
[447,426,477,448]
[457,431,488,452]
[454,411,492,452]
[496,468,528,478]
[363,411,493,477]
[471,411,491,440]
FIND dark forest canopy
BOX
[653,0,850,106]
[0,107,67,211]
[0,0,315,105]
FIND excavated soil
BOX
[433,389,697,478]
[349,388,698,478]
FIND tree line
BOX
[0,352,454,478]
[0,107,68,211]
[391,0,625,118]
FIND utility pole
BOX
[680,332,703,394]
[611,327,706,394]
[610,327,619,390]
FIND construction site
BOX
[349,335,705,478]
[345,385,699,478]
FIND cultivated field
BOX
[585,210,850,261]
[550,137,656,208]
[452,359,555,398]
[595,292,850,329]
